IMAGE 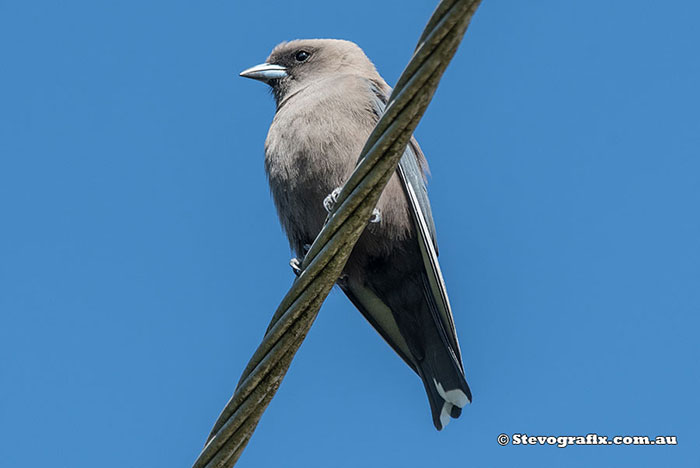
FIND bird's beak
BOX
[239,63,288,82]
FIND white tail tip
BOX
[433,378,469,408]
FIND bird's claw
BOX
[323,187,343,213]
[289,244,312,277]
[290,258,302,277]
[324,187,379,223]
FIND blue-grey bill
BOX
[239,63,287,81]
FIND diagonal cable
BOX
[192,1,482,466]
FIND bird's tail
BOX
[416,340,472,430]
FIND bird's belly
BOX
[264,142,351,255]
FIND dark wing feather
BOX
[367,80,464,366]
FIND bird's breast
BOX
[262,78,413,259]
[263,94,371,253]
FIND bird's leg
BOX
[290,244,312,277]
[323,187,343,213]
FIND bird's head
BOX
[240,39,381,104]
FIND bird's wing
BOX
[367,80,464,366]
[366,81,438,251]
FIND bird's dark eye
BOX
[295,50,310,62]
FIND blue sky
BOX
[1,1,698,467]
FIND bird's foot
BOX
[324,187,379,223]
[290,258,302,277]
[323,187,342,213]
[370,208,381,224]
[289,244,312,277]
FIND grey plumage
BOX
[241,39,471,430]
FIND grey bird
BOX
[240,39,471,430]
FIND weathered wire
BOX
[192,1,482,466]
